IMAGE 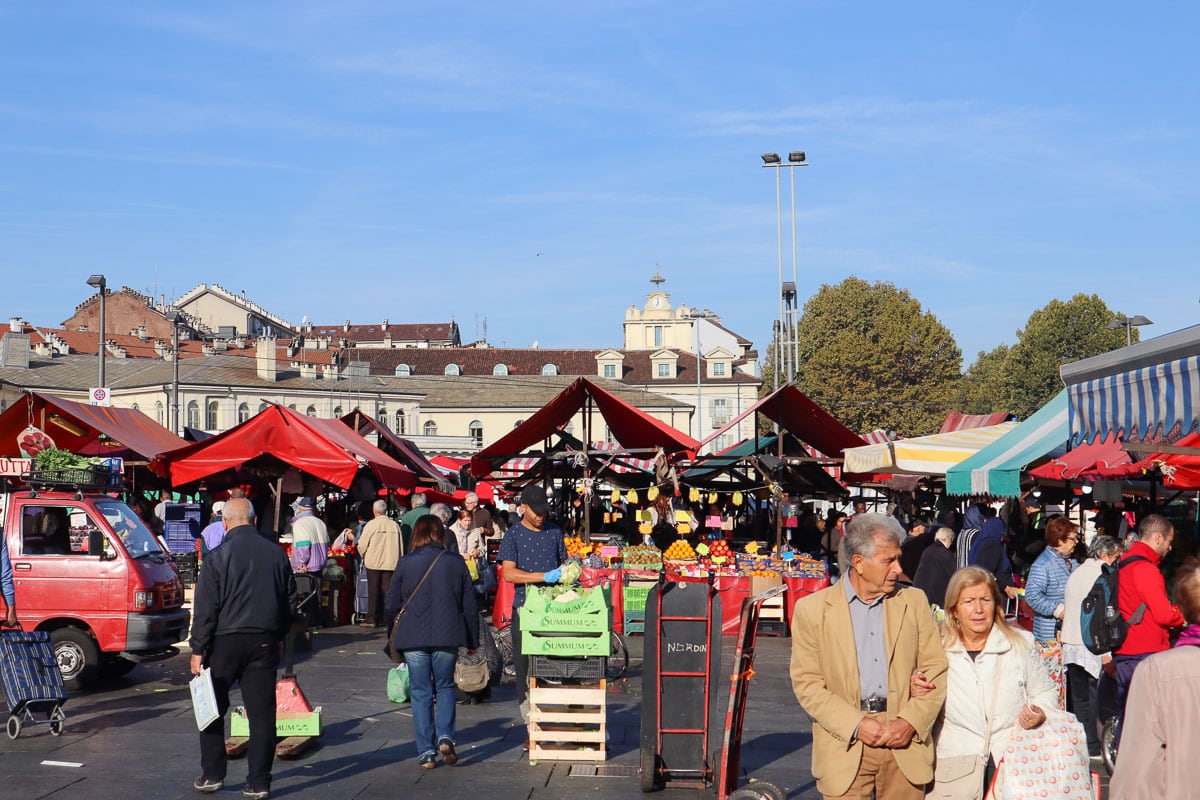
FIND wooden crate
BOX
[528,678,607,763]
[759,594,786,621]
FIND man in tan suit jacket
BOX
[791,514,948,799]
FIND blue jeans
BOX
[403,648,458,759]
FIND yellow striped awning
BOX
[842,422,1020,475]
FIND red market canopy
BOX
[1146,431,1200,489]
[470,378,699,478]
[340,410,457,493]
[0,391,187,461]
[701,385,868,472]
[940,410,1014,433]
[1028,434,1141,482]
[152,404,417,491]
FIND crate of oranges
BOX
[662,538,697,567]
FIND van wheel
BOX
[52,628,100,691]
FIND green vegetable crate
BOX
[519,587,611,657]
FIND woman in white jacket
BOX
[913,566,1058,800]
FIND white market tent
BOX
[842,422,1019,476]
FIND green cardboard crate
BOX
[521,587,608,617]
[519,606,610,634]
[521,629,610,657]
[230,706,322,738]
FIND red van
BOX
[1,487,190,690]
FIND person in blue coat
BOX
[1024,516,1079,643]
[385,515,479,769]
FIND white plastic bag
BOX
[189,667,219,730]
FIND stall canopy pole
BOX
[272,477,283,535]
[774,397,784,554]
[583,395,592,538]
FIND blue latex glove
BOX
[543,567,562,583]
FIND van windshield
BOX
[95,499,164,557]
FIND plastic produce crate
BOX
[529,655,607,681]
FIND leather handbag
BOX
[386,552,445,664]
[454,647,490,693]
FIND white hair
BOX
[411,493,428,508]
[934,526,955,547]
[429,502,452,524]
[372,499,388,515]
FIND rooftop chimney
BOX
[257,338,277,382]
[9,317,22,333]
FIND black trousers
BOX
[1066,663,1101,756]
[199,633,280,791]
[366,568,394,626]
[512,609,529,707]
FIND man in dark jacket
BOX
[189,498,296,799]
[913,526,957,607]
[968,508,1019,598]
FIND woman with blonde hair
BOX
[912,567,1058,799]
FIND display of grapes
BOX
[621,545,662,566]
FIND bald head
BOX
[223,498,253,525]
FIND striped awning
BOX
[843,422,1019,475]
[945,392,1068,497]
[1061,325,1200,444]
[495,443,653,477]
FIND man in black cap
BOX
[496,484,568,747]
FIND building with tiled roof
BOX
[301,319,460,349]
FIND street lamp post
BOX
[86,274,107,390]
[165,311,183,434]
[761,151,808,387]
[1106,314,1153,347]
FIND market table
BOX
[783,575,832,627]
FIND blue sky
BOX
[3,2,1198,365]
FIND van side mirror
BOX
[88,531,114,560]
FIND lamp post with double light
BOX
[1106,314,1152,347]
[760,151,808,388]
[86,274,107,390]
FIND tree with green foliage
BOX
[783,277,962,436]
[999,293,1133,418]
[958,344,1011,414]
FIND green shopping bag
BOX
[387,664,410,703]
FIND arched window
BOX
[377,408,388,428]
[258,402,269,414]
[287,404,297,411]
[155,401,164,426]
[468,420,483,448]
[206,401,219,429]
[131,403,139,412]
[394,364,411,377]
[395,409,406,435]
[332,405,343,418]
[541,363,558,376]
[493,364,508,376]
[423,420,438,436]
[306,405,317,418]
[238,403,250,423]
[513,418,525,429]
[444,364,460,376]
[186,401,200,429]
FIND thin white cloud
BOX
[0,143,304,172]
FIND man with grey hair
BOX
[355,499,404,629]
[1061,533,1122,759]
[912,527,957,608]
[791,514,947,800]
[428,503,460,554]
[463,491,494,535]
[399,493,429,554]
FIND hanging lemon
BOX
[732,491,744,506]
[689,487,700,503]
[647,485,660,501]
[626,489,638,504]
[611,489,621,505]
[708,492,718,505]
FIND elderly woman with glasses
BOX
[1023,515,1080,644]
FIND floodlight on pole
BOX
[86,274,107,390]
[165,310,183,434]
[761,150,808,387]
[1105,314,1153,347]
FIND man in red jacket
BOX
[1114,514,1185,713]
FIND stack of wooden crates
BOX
[519,588,610,763]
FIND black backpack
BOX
[1080,555,1149,655]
